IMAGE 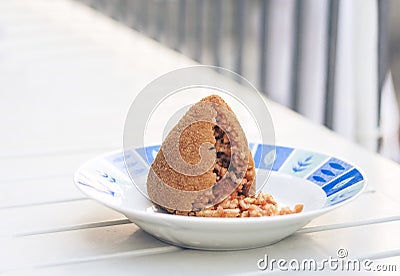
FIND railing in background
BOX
[76,0,391,156]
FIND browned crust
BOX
[150,121,216,191]
[147,95,256,212]
[200,94,233,112]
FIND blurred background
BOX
[74,0,399,162]
[1,0,399,162]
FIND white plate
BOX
[74,144,367,250]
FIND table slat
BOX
[2,221,399,275]
[0,200,125,237]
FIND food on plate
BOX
[193,192,303,218]
[146,95,303,217]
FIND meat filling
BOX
[173,126,303,218]
[212,125,254,196]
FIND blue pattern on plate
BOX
[253,145,293,171]
[77,169,118,197]
[98,171,116,183]
[77,180,115,196]
[292,155,313,172]
[80,144,365,207]
[279,150,328,178]
[326,181,364,205]
[306,158,352,186]
[135,145,161,165]
[322,168,364,197]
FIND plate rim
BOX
[74,145,368,224]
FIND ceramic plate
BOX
[74,144,366,250]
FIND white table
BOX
[1,1,400,275]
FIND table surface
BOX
[1,0,400,275]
